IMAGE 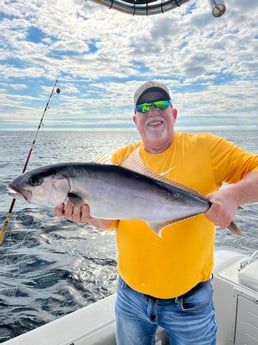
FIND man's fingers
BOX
[72,204,82,223]
[81,204,91,223]
[55,204,64,217]
[55,202,91,224]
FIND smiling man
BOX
[56,80,258,345]
[133,81,177,153]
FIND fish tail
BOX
[228,221,244,237]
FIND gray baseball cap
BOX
[134,80,171,106]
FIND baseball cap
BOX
[134,80,171,106]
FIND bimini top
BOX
[89,0,191,16]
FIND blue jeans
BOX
[115,276,217,345]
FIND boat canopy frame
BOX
[89,0,191,16]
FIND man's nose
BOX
[149,104,160,114]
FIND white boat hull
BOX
[213,250,258,345]
[3,250,258,345]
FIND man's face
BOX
[133,91,177,153]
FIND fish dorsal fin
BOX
[93,156,112,164]
[120,147,205,199]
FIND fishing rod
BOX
[0,79,61,245]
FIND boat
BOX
[2,249,258,345]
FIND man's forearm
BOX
[206,170,258,229]
[230,171,258,205]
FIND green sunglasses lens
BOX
[137,103,151,112]
[136,100,170,113]
[153,100,170,110]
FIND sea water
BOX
[0,129,257,342]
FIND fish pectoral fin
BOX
[68,193,84,207]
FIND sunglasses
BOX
[135,100,171,113]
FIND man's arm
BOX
[55,202,113,230]
[206,171,258,228]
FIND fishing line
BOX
[0,80,61,245]
[0,207,55,300]
[0,213,31,297]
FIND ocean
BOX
[0,129,257,342]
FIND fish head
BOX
[8,168,70,207]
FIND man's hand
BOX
[55,201,113,229]
[55,201,91,224]
[205,187,239,229]
[206,171,258,228]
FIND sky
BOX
[0,0,258,131]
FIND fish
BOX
[8,161,243,237]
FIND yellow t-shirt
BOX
[111,132,258,298]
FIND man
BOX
[56,80,258,345]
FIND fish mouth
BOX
[8,184,32,203]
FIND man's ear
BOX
[133,114,137,125]
[172,108,177,120]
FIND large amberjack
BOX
[8,161,242,237]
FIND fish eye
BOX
[29,175,43,187]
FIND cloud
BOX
[0,0,257,130]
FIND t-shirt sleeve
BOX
[206,134,258,184]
